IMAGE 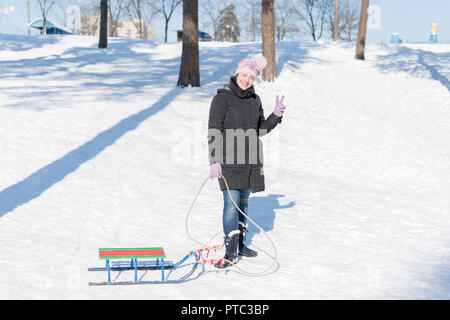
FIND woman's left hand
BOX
[274,95,286,117]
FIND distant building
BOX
[28,19,72,35]
[80,15,103,36]
[116,19,154,40]
[390,33,400,44]
[80,15,154,40]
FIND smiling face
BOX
[236,72,255,90]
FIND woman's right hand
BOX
[210,163,222,180]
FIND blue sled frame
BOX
[88,251,199,286]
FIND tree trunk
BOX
[162,0,182,42]
[261,0,276,82]
[43,17,47,35]
[164,18,169,42]
[99,0,108,48]
[27,0,31,35]
[38,1,57,35]
[333,0,339,41]
[355,0,369,60]
[177,0,200,87]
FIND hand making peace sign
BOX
[274,95,286,118]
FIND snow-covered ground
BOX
[0,34,449,299]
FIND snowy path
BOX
[0,35,449,299]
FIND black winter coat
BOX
[208,77,281,193]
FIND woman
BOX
[207,56,286,269]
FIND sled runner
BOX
[88,247,201,286]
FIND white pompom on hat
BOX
[235,56,267,78]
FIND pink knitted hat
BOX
[235,56,267,78]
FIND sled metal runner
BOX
[88,247,203,286]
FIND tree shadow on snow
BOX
[276,41,325,74]
[0,34,61,52]
[375,46,449,92]
[0,89,177,217]
[419,259,450,299]
[0,36,176,108]
[0,37,264,109]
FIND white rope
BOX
[185,175,278,276]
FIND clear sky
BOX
[368,0,450,43]
[0,0,449,43]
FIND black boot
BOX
[215,230,240,269]
[238,222,257,257]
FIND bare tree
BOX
[177,0,200,87]
[261,0,276,82]
[275,0,298,42]
[317,0,334,40]
[245,0,261,42]
[125,0,158,40]
[295,0,316,40]
[328,0,360,41]
[355,0,369,60]
[28,0,31,35]
[294,0,333,41]
[77,0,100,36]
[54,0,72,28]
[333,0,339,40]
[340,0,360,41]
[109,0,126,36]
[37,0,56,35]
[199,0,228,40]
[158,0,182,42]
[99,0,108,48]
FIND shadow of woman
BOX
[246,194,296,244]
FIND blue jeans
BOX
[222,184,251,236]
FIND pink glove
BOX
[274,95,286,117]
[210,163,222,179]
